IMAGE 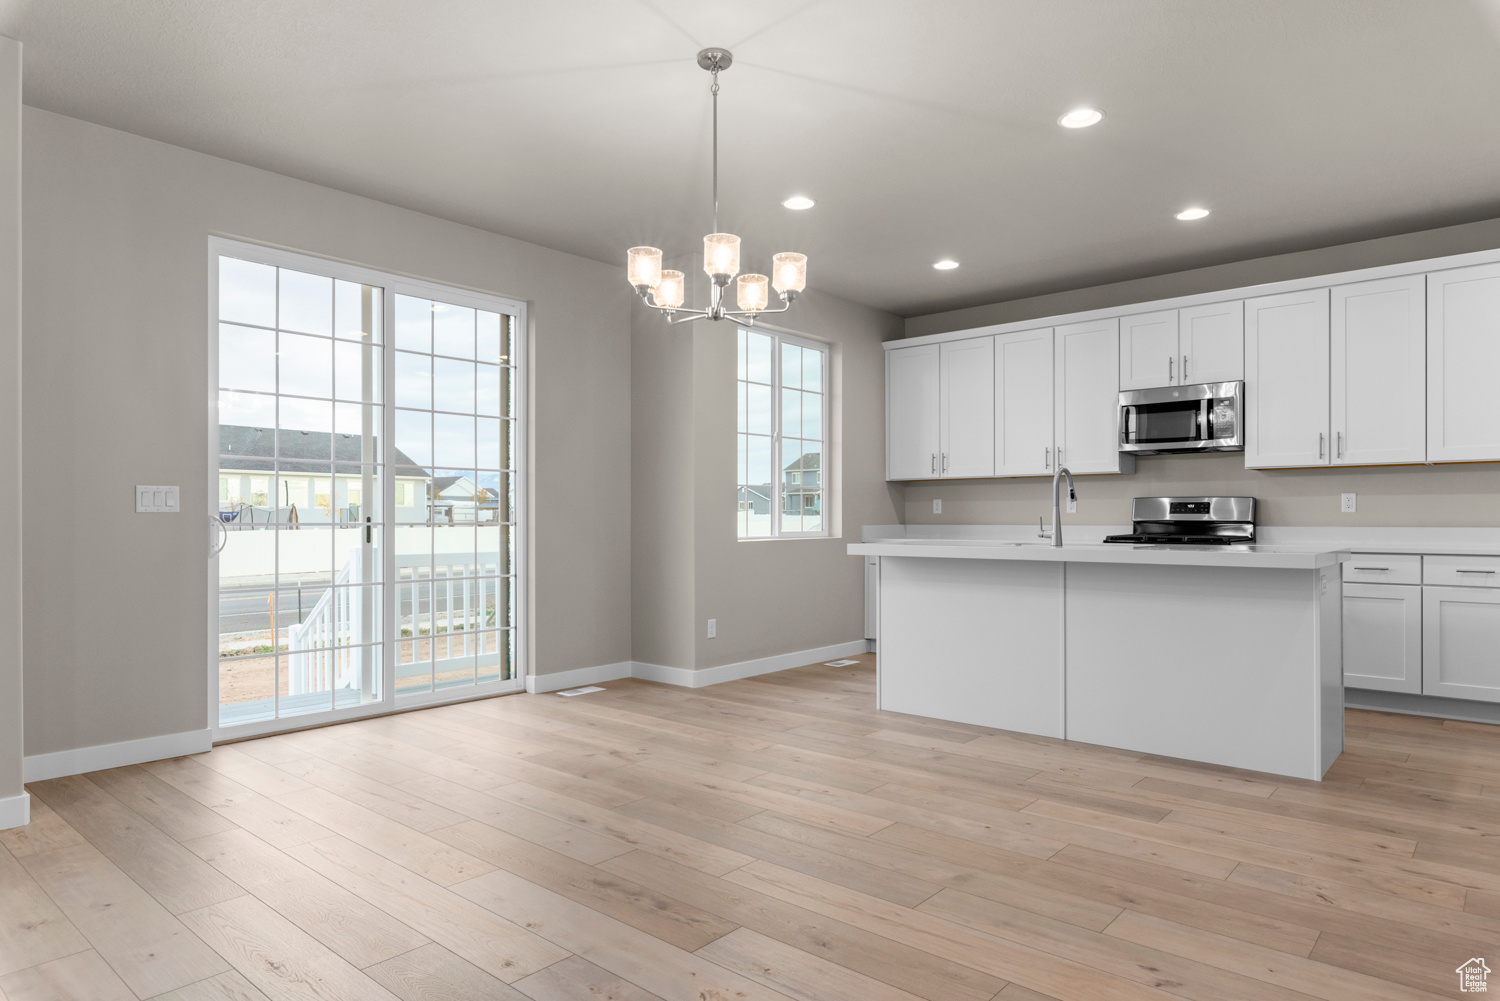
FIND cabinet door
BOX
[1423,585,1500,702]
[1331,275,1425,466]
[1244,288,1330,468]
[886,344,940,480]
[1054,318,1122,474]
[1342,583,1421,694]
[1428,263,1500,462]
[994,328,1054,477]
[1179,301,1244,384]
[1119,310,1178,390]
[939,337,995,478]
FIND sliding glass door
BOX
[210,239,525,737]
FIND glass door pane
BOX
[217,257,385,728]
[392,293,517,696]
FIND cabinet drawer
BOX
[1342,554,1421,585]
[1424,555,1500,588]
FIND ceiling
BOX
[4,1,1500,317]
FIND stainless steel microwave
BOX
[1119,381,1243,454]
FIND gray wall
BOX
[0,38,21,816]
[631,286,900,671]
[692,292,901,668]
[23,109,632,758]
[900,217,1500,530]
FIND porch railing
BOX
[286,547,507,695]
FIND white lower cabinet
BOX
[1423,585,1500,702]
[1342,583,1422,694]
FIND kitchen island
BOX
[849,532,1347,780]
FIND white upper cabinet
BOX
[1179,301,1244,385]
[994,328,1054,477]
[1330,275,1426,466]
[1054,318,1123,474]
[1428,263,1500,462]
[1120,304,1243,390]
[1245,289,1330,468]
[886,343,940,479]
[1119,310,1179,390]
[938,337,995,478]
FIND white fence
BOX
[286,544,507,695]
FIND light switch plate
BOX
[706,618,716,639]
[136,485,180,513]
[932,499,942,514]
[1341,493,1356,514]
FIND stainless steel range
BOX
[1102,496,1257,546]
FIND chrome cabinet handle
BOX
[1353,566,1390,571]
[941,453,948,473]
[1337,431,1343,459]
[1456,569,1496,574]
[1044,446,1050,469]
[1182,354,1188,379]
[931,453,936,475]
[1168,356,1174,382]
[1318,432,1325,459]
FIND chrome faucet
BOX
[1047,466,1075,548]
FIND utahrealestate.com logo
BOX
[1459,958,1491,993]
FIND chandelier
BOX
[627,48,807,324]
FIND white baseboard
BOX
[24,728,213,783]
[632,639,869,690]
[527,640,869,695]
[0,791,29,830]
[526,660,633,694]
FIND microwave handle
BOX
[1200,398,1210,440]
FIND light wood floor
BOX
[3,654,1498,1001]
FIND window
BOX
[737,326,828,538]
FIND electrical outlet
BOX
[1341,492,1357,514]
[1067,495,1077,514]
[932,499,942,515]
[706,618,716,639]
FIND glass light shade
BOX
[736,274,769,312]
[772,252,807,293]
[655,270,686,309]
[627,246,663,288]
[703,233,741,278]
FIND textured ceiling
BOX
[4,1,1500,316]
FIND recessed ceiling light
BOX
[1175,207,1210,221]
[1058,107,1103,129]
[933,259,959,270]
[782,195,815,210]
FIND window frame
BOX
[737,325,830,541]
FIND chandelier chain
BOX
[710,60,720,235]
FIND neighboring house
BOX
[783,450,821,515]
[431,473,479,522]
[738,484,771,515]
[218,425,430,524]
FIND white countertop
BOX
[848,537,1346,570]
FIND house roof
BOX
[218,425,423,474]
[433,475,478,497]
[785,451,821,472]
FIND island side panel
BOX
[878,556,1065,737]
[1319,565,1345,776]
[1064,562,1325,780]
